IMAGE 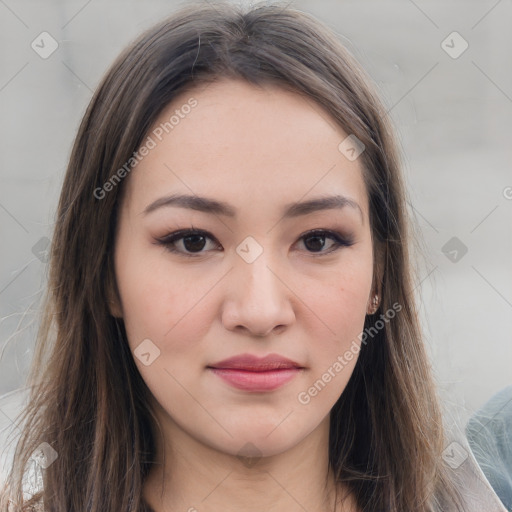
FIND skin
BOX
[110,78,376,512]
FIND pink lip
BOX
[207,353,304,392]
[208,353,303,371]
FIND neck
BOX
[142,412,357,512]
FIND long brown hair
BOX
[1,2,464,510]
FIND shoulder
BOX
[445,426,508,512]
[466,385,512,436]
[465,386,512,510]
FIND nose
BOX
[221,250,295,337]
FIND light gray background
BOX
[0,0,511,431]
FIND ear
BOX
[372,240,385,298]
[107,292,123,319]
[367,240,385,314]
[105,266,123,318]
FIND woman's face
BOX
[112,78,374,458]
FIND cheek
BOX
[300,256,372,396]
[296,270,370,413]
[115,242,217,358]
[307,258,372,337]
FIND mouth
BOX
[207,367,303,391]
[206,353,305,392]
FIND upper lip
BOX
[207,353,304,371]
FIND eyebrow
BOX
[142,193,364,222]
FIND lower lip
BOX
[208,368,302,391]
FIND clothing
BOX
[466,385,512,511]
[449,423,508,511]
[0,386,508,510]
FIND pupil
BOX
[184,235,206,252]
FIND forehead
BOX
[122,78,369,219]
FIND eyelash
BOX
[153,227,354,258]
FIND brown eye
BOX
[154,228,354,258]
[298,230,354,255]
[303,233,328,252]
[181,233,208,252]
[155,229,220,256]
